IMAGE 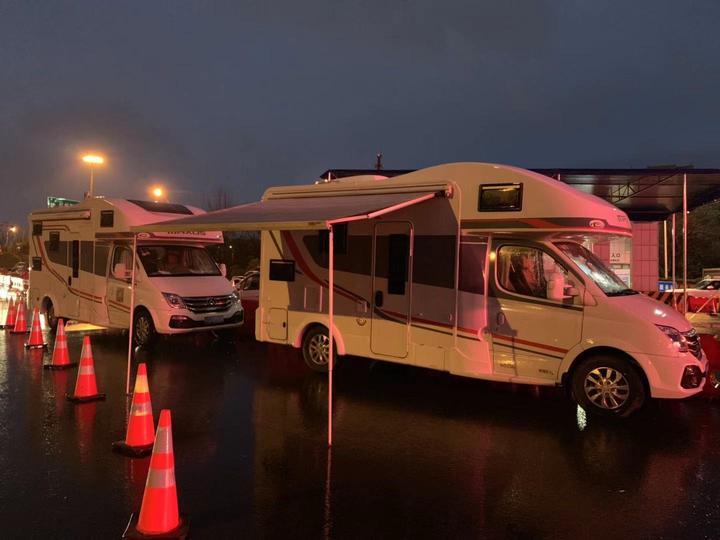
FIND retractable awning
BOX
[127,188,445,448]
[132,190,444,233]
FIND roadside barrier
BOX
[10,301,28,334]
[25,307,47,349]
[3,298,15,329]
[66,336,106,403]
[123,409,189,539]
[44,319,76,370]
[642,291,719,314]
[113,363,155,457]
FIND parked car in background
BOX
[11,261,28,276]
[232,270,259,331]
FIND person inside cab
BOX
[162,249,188,274]
[508,251,547,298]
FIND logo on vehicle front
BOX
[208,298,216,306]
[589,219,605,229]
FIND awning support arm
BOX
[683,173,688,314]
[328,223,334,447]
[126,233,138,395]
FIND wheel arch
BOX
[561,346,650,396]
[293,321,347,356]
[133,304,158,327]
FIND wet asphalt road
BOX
[1,319,720,538]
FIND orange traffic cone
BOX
[66,335,106,403]
[25,307,48,349]
[123,410,189,539]
[113,363,155,457]
[3,298,15,329]
[44,319,77,370]
[10,301,28,334]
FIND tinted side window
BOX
[497,245,574,302]
[318,223,348,256]
[49,232,60,252]
[71,240,79,278]
[111,246,133,280]
[387,234,409,295]
[269,260,295,282]
[478,183,523,212]
[100,210,114,227]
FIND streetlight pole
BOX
[82,154,105,197]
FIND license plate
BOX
[205,316,224,325]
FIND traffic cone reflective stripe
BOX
[25,307,47,349]
[113,363,155,457]
[66,336,105,403]
[45,319,76,370]
[3,298,15,328]
[11,302,28,334]
[123,410,188,539]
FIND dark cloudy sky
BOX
[1,1,719,223]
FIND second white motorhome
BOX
[28,197,243,346]
[253,163,706,417]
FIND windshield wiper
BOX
[606,288,638,297]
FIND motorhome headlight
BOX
[162,292,186,309]
[655,324,689,353]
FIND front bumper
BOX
[641,349,708,399]
[154,305,244,334]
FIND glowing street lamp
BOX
[6,225,17,247]
[81,154,105,198]
[148,184,167,202]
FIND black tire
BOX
[571,354,646,418]
[133,308,157,348]
[44,298,60,332]
[301,326,339,373]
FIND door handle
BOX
[67,276,72,286]
[374,290,384,308]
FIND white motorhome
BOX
[253,163,707,417]
[28,198,243,346]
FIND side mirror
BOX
[219,263,227,277]
[567,286,580,297]
[113,262,127,280]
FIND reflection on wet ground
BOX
[1,321,720,539]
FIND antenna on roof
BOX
[375,153,383,172]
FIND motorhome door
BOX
[371,222,412,358]
[107,244,133,327]
[63,234,81,321]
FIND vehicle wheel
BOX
[44,299,59,332]
[301,326,339,373]
[571,354,646,418]
[133,309,157,348]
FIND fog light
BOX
[680,365,703,389]
[169,315,191,329]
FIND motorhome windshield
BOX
[137,245,221,277]
[555,242,636,296]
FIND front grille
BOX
[182,294,234,314]
[684,328,702,359]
